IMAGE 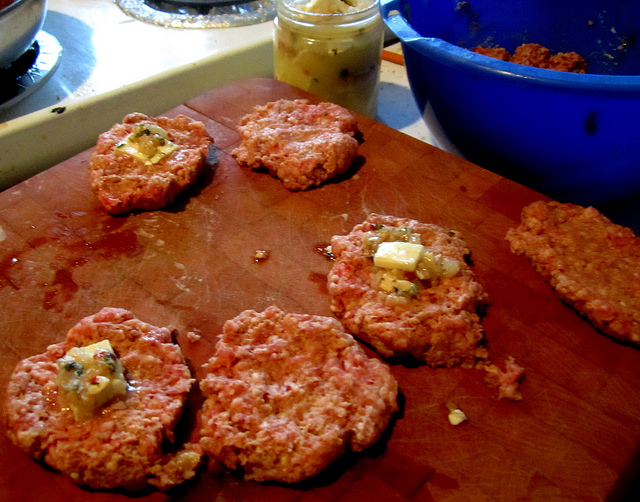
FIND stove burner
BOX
[144,0,246,15]
[116,0,275,28]
[148,0,246,9]
[1,43,40,78]
[0,31,62,111]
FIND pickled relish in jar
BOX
[273,0,384,117]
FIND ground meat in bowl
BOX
[3,307,201,491]
[473,43,587,73]
[197,306,398,483]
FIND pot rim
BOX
[1,0,33,17]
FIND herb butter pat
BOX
[114,123,178,165]
[56,339,128,420]
[373,241,425,271]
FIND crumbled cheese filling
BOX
[446,401,468,425]
[448,408,468,425]
[253,249,270,262]
[56,340,128,420]
[114,123,178,165]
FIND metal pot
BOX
[0,0,47,69]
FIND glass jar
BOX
[273,0,384,118]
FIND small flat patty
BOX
[198,306,398,483]
[231,99,359,191]
[328,213,488,367]
[3,307,201,491]
[506,200,640,345]
[89,113,212,214]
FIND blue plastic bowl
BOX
[381,0,640,205]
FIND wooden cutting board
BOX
[1,78,639,501]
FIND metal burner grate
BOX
[115,0,276,28]
[1,31,63,110]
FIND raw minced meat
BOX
[510,43,553,68]
[473,43,587,73]
[231,99,360,191]
[547,51,588,72]
[480,356,525,401]
[197,306,398,483]
[89,113,212,214]
[3,307,201,491]
[328,213,489,368]
[506,200,640,345]
[472,45,511,61]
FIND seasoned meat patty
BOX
[231,99,360,191]
[89,113,212,214]
[3,308,201,491]
[198,306,398,483]
[328,214,489,368]
[506,201,640,345]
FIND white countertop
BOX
[0,0,276,189]
[0,0,434,190]
[377,46,434,145]
[0,0,277,122]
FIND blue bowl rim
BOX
[380,0,640,95]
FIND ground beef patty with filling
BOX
[328,213,489,368]
[506,200,640,345]
[89,113,212,214]
[198,306,398,483]
[3,307,201,491]
[231,99,360,191]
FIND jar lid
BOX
[278,0,380,25]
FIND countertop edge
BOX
[0,37,274,191]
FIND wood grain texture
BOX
[0,78,639,501]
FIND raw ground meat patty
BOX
[506,200,640,345]
[89,112,212,214]
[328,213,489,368]
[231,99,360,191]
[3,307,201,491]
[198,306,398,483]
